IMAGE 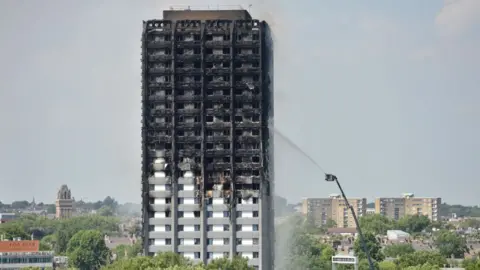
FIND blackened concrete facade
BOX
[140,9,274,270]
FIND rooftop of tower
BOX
[163,5,252,20]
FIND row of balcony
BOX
[146,82,261,91]
[147,108,261,116]
[146,40,260,49]
[144,122,262,129]
[145,95,262,103]
[146,174,261,186]
[146,54,261,62]
[148,67,261,75]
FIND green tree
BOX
[325,218,337,228]
[397,215,431,234]
[97,205,115,217]
[359,214,395,235]
[66,230,111,270]
[463,257,480,270]
[206,257,254,269]
[353,231,384,262]
[11,200,30,209]
[112,241,142,260]
[378,260,397,270]
[0,222,29,240]
[54,215,120,254]
[395,251,447,269]
[383,243,415,258]
[434,230,468,258]
[103,252,195,270]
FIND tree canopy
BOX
[353,231,384,262]
[383,243,416,258]
[102,252,253,270]
[433,230,468,258]
[359,214,395,235]
[67,230,111,270]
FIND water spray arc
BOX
[274,128,375,270]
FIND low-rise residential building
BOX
[0,240,54,269]
[0,213,17,224]
[375,193,440,221]
[302,194,367,228]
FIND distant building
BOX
[386,230,410,242]
[55,185,74,219]
[366,208,376,215]
[302,194,367,228]
[375,193,440,221]
[0,240,54,269]
[0,213,17,224]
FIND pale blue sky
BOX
[0,1,478,205]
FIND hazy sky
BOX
[0,0,479,205]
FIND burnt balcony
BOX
[235,163,262,170]
[206,162,230,170]
[235,149,261,156]
[205,149,231,157]
[147,94,173,102]
[148,81,173,88]
[234,40,261,48]
[176,54,202,62]
[145,134,172,143]
[175,21,202,32]
[206,121,232,129]
[147,41,172,49]
[176,40,202,48]
[148,67,173,74]
[205,40,232,48]
[235,121,260,128]
[235,175,261,184]
[175,67,202,74]
[234,108,261,115]
[236,135,260,143]
[145,121,173,129]
[146,148,172,159]
[205,54,232,62]
[205,28,230,35]
[176,108,201,115]
[234,93,262,102]
[206,81,231,89]
[205,95,231,102]
[235,54,261,61]
[205,135,231,143]
[145,20,173,31]
[175,95,203,102]
[235,81,261,89]
[175,82,203,89]
[176,122,202,129]
[147,54,173,62]
[150,108,173,116]
[234,67,261,74]
[205,68,231,76]
[176,136,202,143]
[177,149,198,157]
[205,108,231,115]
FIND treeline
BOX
[0,214,121,254]
[275,213,480,269]
[0,196,141,217]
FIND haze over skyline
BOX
[0,0,479,205]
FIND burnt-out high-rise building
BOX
[140,7,274,270]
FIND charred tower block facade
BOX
[140,9,274,270]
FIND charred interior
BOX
[141,11,273,270]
